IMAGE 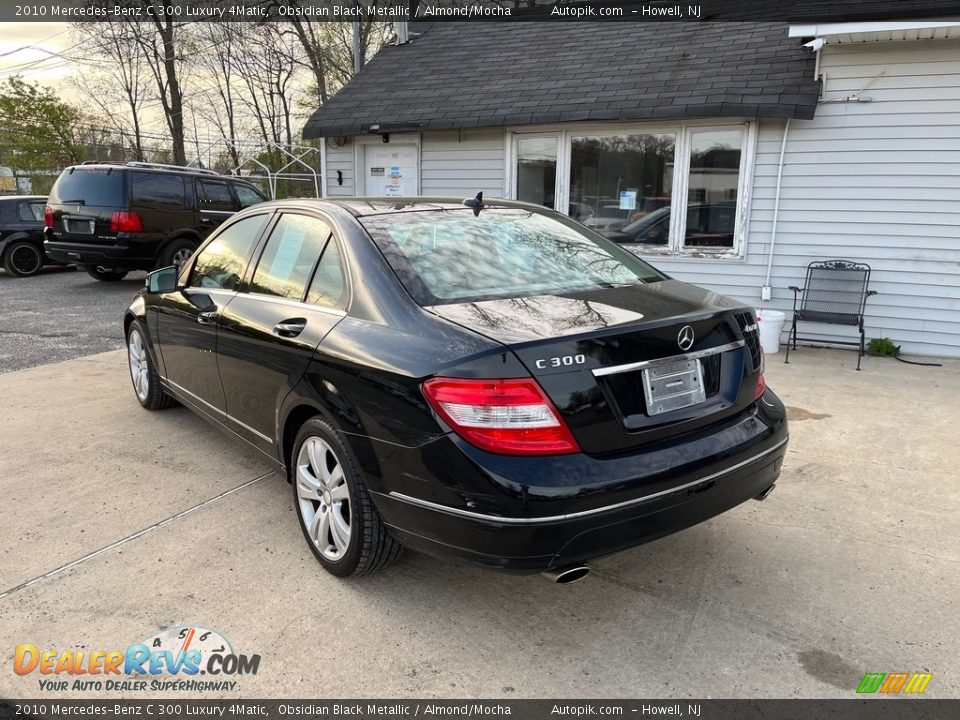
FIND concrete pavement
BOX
[0,347,957,698]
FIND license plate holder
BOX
[642,358,706,416]
[65,217,95,235]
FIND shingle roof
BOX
[303,22,820,139]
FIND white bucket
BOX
[756,309,786,354]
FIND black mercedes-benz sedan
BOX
[124,197,787,581]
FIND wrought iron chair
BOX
[784,260,878,371]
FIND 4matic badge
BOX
[14,624,260,693]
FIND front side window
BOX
[189,214,268,290]
[251,214,331,299]
[683,130,742,249]
[234,183,266,208]
[568,133,675,236]
[361,208,663,306]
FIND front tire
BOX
[126,320,177,410]
[292,417,402,577]
[3,241,44,277]
[87,266,129,281]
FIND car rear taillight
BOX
[44,206,53,229]
[110,210,143,233]
[754,347,766,400]
[754,373,766,400]
[422,377,580,456]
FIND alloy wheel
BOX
[296,437,352,561]
[127,329,150,402]
[172,248,193,268]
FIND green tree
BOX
[0,76,83,172]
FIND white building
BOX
[304,18,960,358]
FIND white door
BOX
[364,144,419,197]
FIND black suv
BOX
[44,162,268,281]
[0,195,62,277]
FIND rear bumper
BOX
[44,232,155,269]
[369,392,788,571]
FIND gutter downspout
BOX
[762,117,791,297]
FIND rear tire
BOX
[292,417,403,577]
[159,238,198,271]
[86,266,129,281]
[3,241,44,277]
[126,320,177,411]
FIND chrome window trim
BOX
[591,340,745,378]
[160,376,273,444]
[387,436,787,525]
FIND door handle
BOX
[197,309,218,325]
[273,319,306,337]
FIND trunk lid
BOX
[426,280,763,455]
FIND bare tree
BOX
[71,22,148,161]
[189,23,244,167]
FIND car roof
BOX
[252,196,551,218]
[65,164,237,179]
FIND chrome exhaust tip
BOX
[754,484,776,501]
[540,565,591,584]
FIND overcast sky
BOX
[0,23,76,89]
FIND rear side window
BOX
[360,208,663,306]
[251,214,330,299]
[18,201,45,222]
[49,169,124,207]
[130,172,186,207]
[198,180,235,211]
[189,214,268,291]
[234,183,266,208]
[307,240,347,309]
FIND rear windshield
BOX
[360,208,664,306]
[49,168,124,207]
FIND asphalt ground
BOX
[0,266,145,374]
[1,346,957,699]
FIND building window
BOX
[683,130,743,250]
[568,133,675,237]
[515,136,558,210]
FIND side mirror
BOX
[146,266,179,294]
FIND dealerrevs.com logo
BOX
[14,625,260,693]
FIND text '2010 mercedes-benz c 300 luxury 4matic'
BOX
[124,196,787,582]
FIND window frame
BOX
[505,119,757,260]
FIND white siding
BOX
[420,129,505,197]
[322,128,505,199]
[648,38,960,358]
[324,141,356,196]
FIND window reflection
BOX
[516,137,557,209]
[569,134,675,239]
[685,130,741,248]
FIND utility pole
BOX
[352,2,362,75]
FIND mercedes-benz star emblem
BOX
[677,325,695,351]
